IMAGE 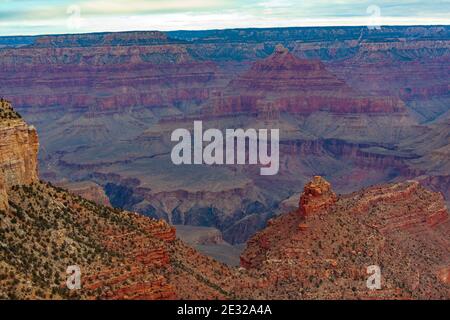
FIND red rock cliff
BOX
[0,99,39,210]
[0,174,7,211]
[299,176,337,216]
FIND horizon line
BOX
[1,23,449,38]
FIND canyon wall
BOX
[209,44,407,117]
[0,99,39,210]
[0,173,7,211]
[0,122,39,186]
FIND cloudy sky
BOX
[0,0,449,36]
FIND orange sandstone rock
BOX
[299,176,337,217]
[0,100,39,188]
[298,223,308,231]
[437,267,450,285]
[0,99,39,211]
[0,172,7,211]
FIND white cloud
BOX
[258,0,292,9]
[1,0,449,36]
[80,0,228,14]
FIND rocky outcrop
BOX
[0,99,39,190]
[299,176,337,217]
[239,178,450,299]
[0,173,7,211]
[438,267,450,285]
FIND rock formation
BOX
[0,173,7,211]
[0,98,39,211]
[0,99,39,187]
[438,267,450,285]
[240,176,450,299]
[299,176,337,217]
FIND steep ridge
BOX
[0,31,220,115]
[240,176,450,299]
[2,182,244,299]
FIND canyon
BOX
[0,102,449,299]
[0,101,239,299]
[0,26,448,248]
